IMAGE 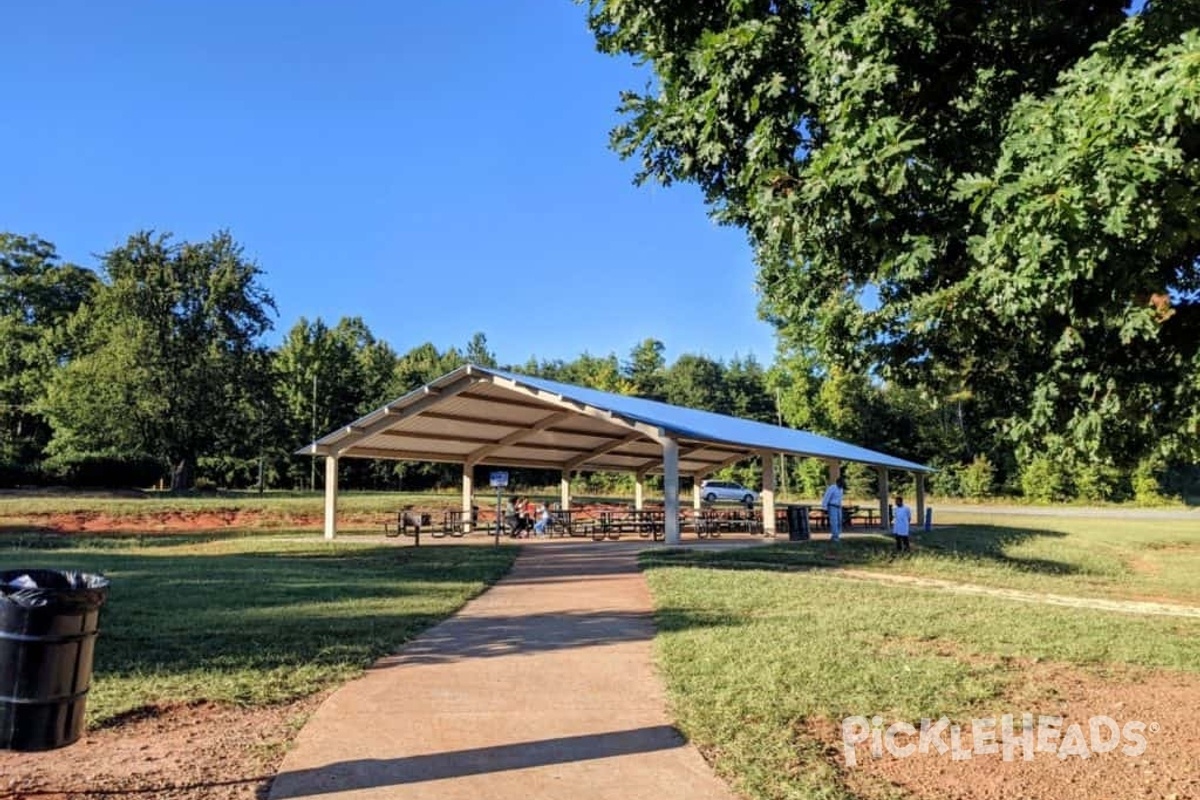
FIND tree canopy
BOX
[41,231,276,489]
[587,0,1200,468]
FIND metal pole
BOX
[494,486,502,546]
[775,388,788,499]
[310,371,317,492]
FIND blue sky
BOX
[4,1,776,367]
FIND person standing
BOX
[533,503,552,538]
[892,495,912,553]
[821,476,846,544]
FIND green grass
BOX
[640,556,1200,800]
[657,513,1200,604]
[0,533,518,725]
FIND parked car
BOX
[699,479,757,504]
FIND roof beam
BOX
[322,374,477,456]
[565,431,648,470]
[691,451,756,480]
[456,390,558,412]
[334,446,574,470]
[485,374,664,441]
[628,442,725,475]
[420,410,636,440]
[465,410,576,465]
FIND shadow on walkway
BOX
[270,725,686,798]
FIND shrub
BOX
[796,458,829,498]
[930,463,963,497]
[1020,456,1071,502]
[1071,463,1126,503]
[42,453,164,489]
[1132,459,1170,506]
[959,455,995,499]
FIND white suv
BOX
[699,480,757,504]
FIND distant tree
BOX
[724,355,774,423]
[393,342,466,393]
[465,331,498,367]
[663,354,727,413]
[624,338,666,399]
[271,316,399,488]
[0,234,97,469]
[42,231,275,490]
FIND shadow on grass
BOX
[641,524,1078,577]
[0,537,520,686]
[0,537,736,694]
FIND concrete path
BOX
[269,540,748,800]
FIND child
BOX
[533,504,552,538]
[892,495,912,553]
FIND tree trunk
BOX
[170,458,194,491]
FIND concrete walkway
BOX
[269,540,748,800]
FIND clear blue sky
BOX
[3,1,776,368]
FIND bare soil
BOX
[830,665,1200,800]
[0,695,326,800]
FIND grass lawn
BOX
[641,514,1200,799]
[0,533,518,725]
[657,512,1200,605]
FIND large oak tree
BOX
[42,231,275,489]
[587,0,1199,467]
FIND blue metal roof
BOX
[483,366,933,473]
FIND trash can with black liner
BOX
[786,506,810,541]
[0,569,110,751]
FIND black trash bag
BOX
[0,569,110,611]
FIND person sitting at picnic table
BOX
[533,503,552,538]
[505,496,529,537]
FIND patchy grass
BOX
[655,513,1200,604]
[641,556,1200,800]
[0,533,517,725]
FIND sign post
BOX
[489,471,509,546]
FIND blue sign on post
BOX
[489,471,509,488]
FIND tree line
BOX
[1,228,1194,502]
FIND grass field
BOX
[640,513,1200,799]
[0,533,518,725]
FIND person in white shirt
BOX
[892,495,912,553]
[821,476,846,543]
[533,504,552,538]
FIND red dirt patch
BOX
[33,510,324,534]
[834,667,1200,800]
[0,695,326,800]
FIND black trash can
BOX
[0,569,110,751]
[786,506,810,541]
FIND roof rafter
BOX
[565,431,648,470]
[322,372,477,456]
[465,410,577,465]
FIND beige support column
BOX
[692,481,702,511]
[323,456,339,540]
[462,464,474,532]
[760,451,776,536]
[560,471,571,510]
[877,467,890,530]
[662,438,680,545]
[634,471,646,510]
[915,472,926,529]
[826,458,841,483]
